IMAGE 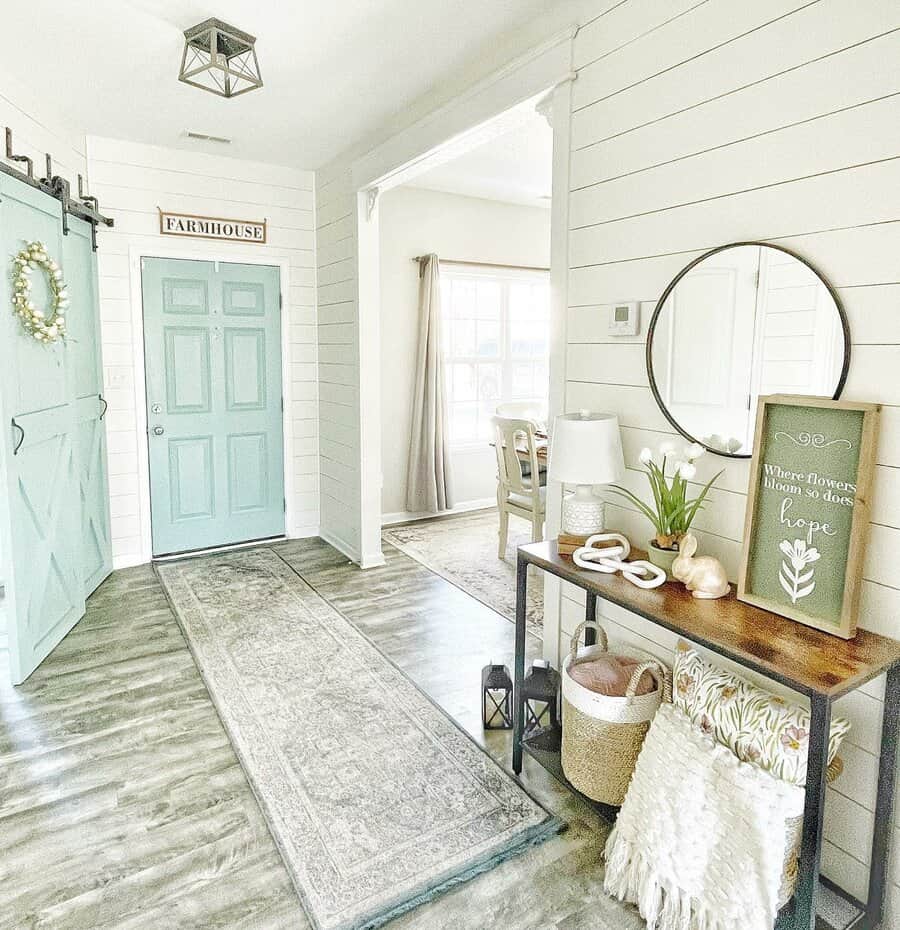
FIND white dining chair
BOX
[495,401,548,485]
[491,416,546,558]
[495,401,548,430]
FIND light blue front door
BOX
[141,258,284,556]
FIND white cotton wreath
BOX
[11,240,69,343]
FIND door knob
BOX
[152,425,165,436]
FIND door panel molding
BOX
[164,326,212,413]
[228,432,269,513]
[162,277,209,315]
[224,328,267,410]
[223,280,265,316]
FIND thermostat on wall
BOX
[608,301,640,336]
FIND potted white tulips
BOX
[607,442,723,571]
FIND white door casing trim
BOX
[124,243,295,569]
[544,75,574,668]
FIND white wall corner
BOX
[356,189,385,568]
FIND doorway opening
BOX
[376,107,553,630]
[352,64,573,660]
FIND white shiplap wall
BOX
[86,137,318,566]
[315,166,361,560]
[563,0,900,915]
[0,72,86,190]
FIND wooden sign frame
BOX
[737,394,880,639]
[158,209,267,244]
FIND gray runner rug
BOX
[156,548,562,930]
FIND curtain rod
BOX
[411,256,549,273]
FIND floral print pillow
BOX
[672,641,850,786]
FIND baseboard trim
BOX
[382,498,495,527]
[360,551,388,569]
[287,527,320,540]
[112,552,147,571]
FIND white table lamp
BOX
[548,410,624,535]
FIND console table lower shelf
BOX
[512,541,900,930]
[520,725,865,930]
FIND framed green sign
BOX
[738,395,880,639]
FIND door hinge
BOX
[281,397,284,413]
[279,292,283,310]
[283,497,287,512]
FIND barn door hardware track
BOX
[2,128,114,248]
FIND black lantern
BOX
[482,663,513,730]
[523,660,561,734]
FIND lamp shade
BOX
[548,411,624,486]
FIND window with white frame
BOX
[440,265,550,446]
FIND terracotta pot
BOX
[647,541,679,573]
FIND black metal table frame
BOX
[512,549,900,930]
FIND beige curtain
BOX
[406,254,454,513]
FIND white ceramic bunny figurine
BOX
[671,533,731,599]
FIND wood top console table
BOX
[513,540,900,930]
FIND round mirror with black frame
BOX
[646,242,850,459]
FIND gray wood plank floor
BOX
[0,536,643,930]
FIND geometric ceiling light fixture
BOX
[179,18,263,98]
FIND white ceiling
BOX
[3,0,560,168]
[408,109,552,208]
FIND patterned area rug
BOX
[382,509,544,635]
[156,548,562,930]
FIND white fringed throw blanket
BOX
[604,703,804,930]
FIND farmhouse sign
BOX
[738,395,880,639]
[158,209,267,244]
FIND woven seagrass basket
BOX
[561,620,672,806]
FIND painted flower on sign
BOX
[780,539,821,572]
[778,538,821,604]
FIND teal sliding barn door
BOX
[0,179,86,683]
[65,217,113,594]
[141,258,284,556]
